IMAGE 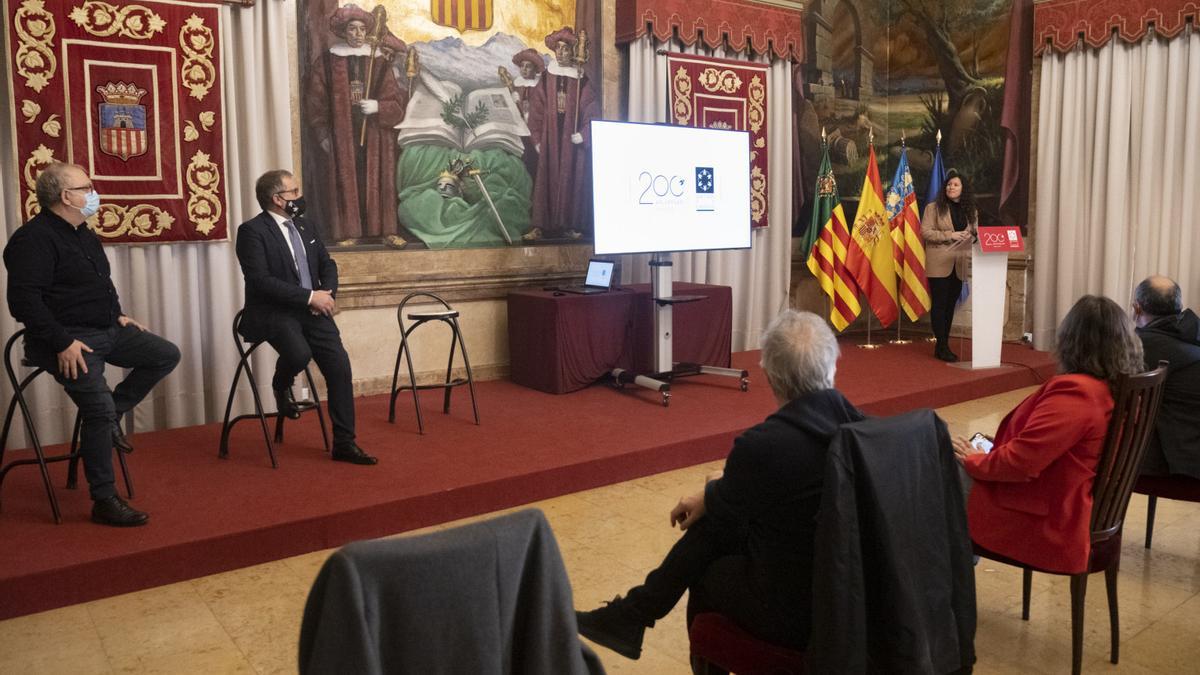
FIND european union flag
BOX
[696,167,714,194]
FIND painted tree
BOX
[864,0,1008,108]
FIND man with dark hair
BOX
[575,310,864,659]
[4,162,180,526]
[1133,275,1200,479]
[235,169,376,465]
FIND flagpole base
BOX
[857,342,883,350]
[888,338,913,344]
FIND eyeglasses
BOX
[275,187,301,197]
[64,184,94,192]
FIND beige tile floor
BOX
[2,387,1199,674]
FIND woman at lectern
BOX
[921,169,978,362]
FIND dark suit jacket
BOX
[1138,309,1200,479]
[235,211,338,342]
[298,509,604,675]
[809,410,976,674]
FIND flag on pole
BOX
[806,141,862,331]
[886,145,932,321]
[845,144,899,328]
[926,130,946,209]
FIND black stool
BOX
[388,292,479,434]
[219,309,330,468]
[0,329,132,524]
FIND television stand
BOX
[609,254,749,407]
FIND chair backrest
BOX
[396,291,452,325]
[1089,361,1169,542]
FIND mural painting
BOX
[797,0,1012,231]
[299,0,597,250]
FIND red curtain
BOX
[1034,0,1200,55]
[667,53,771,228]
[6,0,228,243]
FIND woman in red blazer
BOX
[954,295,1144,573]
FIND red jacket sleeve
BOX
[963,377,1111,482]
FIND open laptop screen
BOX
[585,259,615,288]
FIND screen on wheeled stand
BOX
[590,120,752,256]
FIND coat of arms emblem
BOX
[96,82,149,161]
[430,0,492,32]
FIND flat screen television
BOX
[590,120,752,256]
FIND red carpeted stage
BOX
[0,338,1053,620]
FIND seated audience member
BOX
[953,295,1143,573]
[1132,275,1200,479]
[575,310,864,659]
[235,170,376,465]
[3,162,181,526]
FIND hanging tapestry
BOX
[6,0,228,242]
[666,52,769,228]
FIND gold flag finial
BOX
[936,128,942,146]
[821,126,826,144]
[868,128,874,147]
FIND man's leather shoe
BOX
[935,345,959,362]
[112,425,133,454]
[91,495,149,527]
[273,388,302,419]
[331,442,377,465]
[576,596,646,660]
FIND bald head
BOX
[1133,275,1182,327]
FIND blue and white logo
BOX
[696,167,715,212]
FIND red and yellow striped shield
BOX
[431,0,492,32]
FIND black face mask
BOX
[284,196,306,218]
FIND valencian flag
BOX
[431,0,493,32]
[845,145,899,327]
[885,145,932,321]
[805,142,862,331]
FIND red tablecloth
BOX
[507,283,733,394]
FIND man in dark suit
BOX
[234,169,376,465]
[575,310,864,659]
[1133,275,1200,479]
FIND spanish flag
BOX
[845,145,899,327]
[885,145,931,321]
[805,143,861,331]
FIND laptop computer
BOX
[558,259,616,295]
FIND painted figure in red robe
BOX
[524,27,598,241]
[304,4,407,246]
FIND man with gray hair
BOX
[575,310,863,659]
[1132,275,1200,479]
[3,162,180,526]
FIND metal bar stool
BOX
[388,292,479,434]
[219,309,330,468]
[0,329,132,524]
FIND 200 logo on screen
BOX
[636,171,688,206]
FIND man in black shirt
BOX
[1133,276,1200,479]
[4,162,180,526]
[575,310,864,659]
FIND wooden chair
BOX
[975,362,1168,675]
[689,612,806,675]
[1133,474,1200,548]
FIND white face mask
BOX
[69,189,101,218]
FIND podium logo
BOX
[696,167,714,212]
